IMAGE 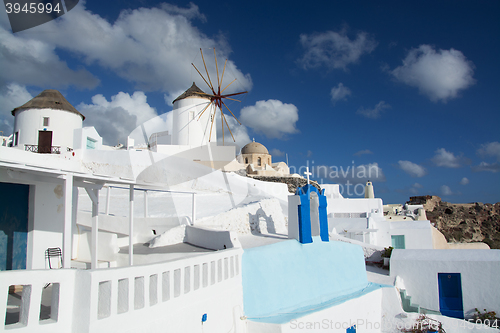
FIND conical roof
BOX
[11,89,85,120]
[172,82,210,104]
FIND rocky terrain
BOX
[250,175,322,193]
[409,195,500,249]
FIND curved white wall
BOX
[172,97,216,146]
[13,108,83,151]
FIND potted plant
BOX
[381,246,393,266]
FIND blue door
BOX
[0,183,29,270]
[438,273,464,319]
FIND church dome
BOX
[241,141,269,155]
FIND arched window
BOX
[257,157,261,166]
[245,157,248,164]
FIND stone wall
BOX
[250,175,321,193]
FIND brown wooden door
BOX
[38,131,52,153]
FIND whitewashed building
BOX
[391,249,500,319]
[11,90,85,154]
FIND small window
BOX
[391,235,405,249]
[257,157,261,166]
[86,137,97,150]
[245,158,248,164]
[14,131,19,146]
[43,117,49,127]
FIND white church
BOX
[0,87,498,333]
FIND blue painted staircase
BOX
[400,289,419,313]
[400,289,441,315]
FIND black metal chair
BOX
[44,247,62,288]
[45,247,62,269]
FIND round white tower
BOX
[11,89,84,153]
[171,83,217,146]
[364,180,375,199]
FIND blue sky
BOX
[1,1,499,204]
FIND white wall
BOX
[30,182,65,269]
[390,249,500,318]
[0,249,244,333]
[327,197,383,217]
[321,184,343,199]
[172,98,216,146]
[185,225,241,250]
[13,108,83,152]
[390,221,434,249]
[73,127,102,151]
[154,143,235,163]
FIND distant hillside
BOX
[408,195,500,249]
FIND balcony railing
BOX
[24,144,61,154]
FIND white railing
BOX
[104,186,197,224]
[0,268,77,332]
[333,212,367,218]
[1,248,243,333]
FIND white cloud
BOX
[298,29,377,70]
[78,91,158,145]
[0,25,99,90]
[1,3,251,96]
[395,182,424,195]
[440,185,454,196]
[472,162,500,173]
[431,148,462,168]
[409,183,423,195]
[0,83,33,134]
[128,111,173,147]
[270,148,285,157]
[356,101,390,119]
[216,112,250,152]
[460,177,469,185]
[330,83,351,103]
[240,99,299,139]
[312,162,386,184]
[390,45,475,102]
[398,160,427,177]
[477,142,500,161]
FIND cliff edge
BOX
[408,195,500,249]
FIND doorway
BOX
[38,130,53,153]
[438,273,464,319]
[0,183,29,270]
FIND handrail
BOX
[24,144,61,154]
[0,248,242,332]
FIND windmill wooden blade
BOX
[214,49,220,91]
[220,59,227,93]
[221,78,237,94]
[200,48,214,92]
[221,100,242,125]
[221,91,248,98]
[191,48,248,145]
[224,97,241,102]
[197,101,214,121]
[222,111,236,142]
[192,63,212,93]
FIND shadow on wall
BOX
[248,205,276,235]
